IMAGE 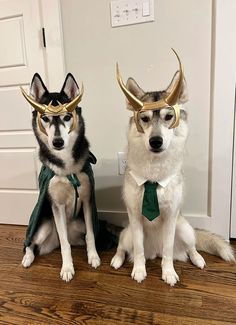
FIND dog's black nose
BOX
[149,136,163,150]
[52,137,64,149]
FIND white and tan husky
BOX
[111,72,235,286]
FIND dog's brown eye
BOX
[141,116,150,123]
[165,114,173,121]
[41,115,49,123]
[64,114,72,122]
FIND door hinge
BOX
[42,28,46,48]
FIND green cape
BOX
[24,152,116,250]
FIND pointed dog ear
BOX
[125,77,145,110]
[61,73,80,100]
[166,71,188,104]
[30,73,48,101]
[126,77,145,98]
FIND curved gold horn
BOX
[165,48,184,106]
[20,87,46,114]
[169,104,180,129]
[65,83,84,112]
[116,63,143,111]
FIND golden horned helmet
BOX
[116,49,184,133]
[20,80,84,136]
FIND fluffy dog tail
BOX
[195,229,235,262]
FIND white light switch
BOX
[142,1,150,16]
[110,0,154,27]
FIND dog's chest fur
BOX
[123,123,186,218]
[124,167,183,220]
[48,170,91,219]
[47,147,87,176]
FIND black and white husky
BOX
[22,74,100,281]
[111,72,235,286]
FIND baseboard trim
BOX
[98,210,128,227]
[98,210,213,230]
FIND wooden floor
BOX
[0,225,236,325]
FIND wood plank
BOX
[0,225,236,324]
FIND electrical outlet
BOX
[118,152,127,175]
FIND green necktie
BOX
[142,181,160,221]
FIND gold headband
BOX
[20,84,84,135]
[116,48,184,133]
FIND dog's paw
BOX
[22,251,34,268]
[131,265,147,283]
[60,265,75,282]
[110,253,125,269]
[162,267,179,286]
[190,251,206,269]
[88,254,101,269]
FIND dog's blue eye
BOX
[41,115,49,123]
[64,115,72,122]
[165,114,173,121]
[141,116,149,123]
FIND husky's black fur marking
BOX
[31,72,77,106]
[50,116,65,137]
[141,90,165,102]
[32,111,65,168]
[39,91,70,106]
[30,73,90,170]
[30,73,48,101]
[72,107,89,163]
[61,73,80,100]
[141,90,188,121]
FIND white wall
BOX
[60,0,212,224]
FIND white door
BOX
[0,0,65,224]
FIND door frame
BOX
[231,105,236,238]
[187,0,236,239]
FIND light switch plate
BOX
[110,0,154,27]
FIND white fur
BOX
[111,77,235,286]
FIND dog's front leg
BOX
[52,204,75,282]
[161,212,179,286]
[128,208,146,283]
[83,199,101,268]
